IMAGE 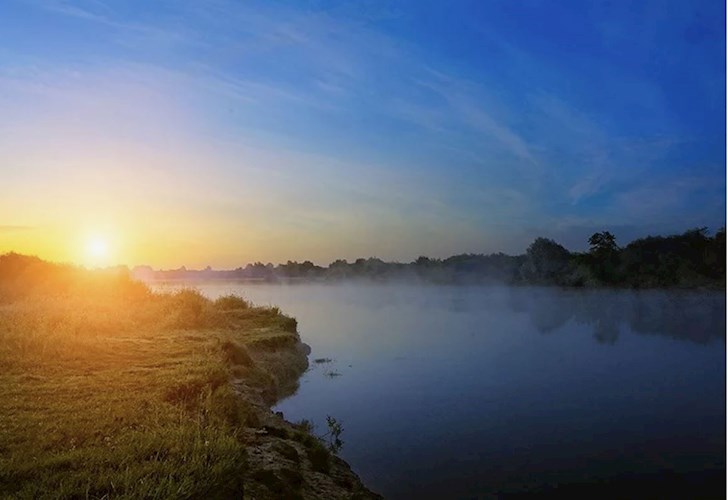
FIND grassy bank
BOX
[0,254,377,499]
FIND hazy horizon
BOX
[6,223,725,271]
[120,224,722,270]
[1,0,725,269]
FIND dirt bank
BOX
[234,334,381,499]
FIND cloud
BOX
[409,71,540,166]
[25,0,204,49]
[4,0,724,262]
[452,99,537,164]
[17,0,539,182]
[613,175,724,222]
[568,170,611,204]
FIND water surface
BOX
[169,284,726,498]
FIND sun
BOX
[87,237,108,258]
[84,235,111,266]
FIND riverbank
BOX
[0,254,379,498]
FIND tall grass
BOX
[0,254,301,498]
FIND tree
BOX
[713,228,726,279]
[520,237,572,283]
[415,256,432,266]
[588,231,618,254]
[587,231,620,283]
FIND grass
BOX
[0,254,303,498]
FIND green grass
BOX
[0,254,302,498]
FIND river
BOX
[163,283,726,498]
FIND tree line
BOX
[131,227,725,288]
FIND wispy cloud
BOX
[31,0,209,49]
[406,71,540,166]
[3,0,724,262]
[613,175,725,223]
[450,97,537,165]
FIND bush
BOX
[167,289,210,328]
[214,295,250,311]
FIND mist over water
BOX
[165,283,725,498]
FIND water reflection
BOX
[508,288,725,345]
[172,283,725,498]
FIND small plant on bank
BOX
[295,415,344,455]
[322,415,344,454]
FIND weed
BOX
[321,415,344,454]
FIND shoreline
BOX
[144,276,727,291]
[233,330,380,499]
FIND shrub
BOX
[167,289,209,328]
[214,294,250,311]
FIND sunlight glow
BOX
[84,235,111,267]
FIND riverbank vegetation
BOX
[0,253,377,498]
[134,227,725,288]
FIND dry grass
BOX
[0,254,300,499]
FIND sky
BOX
[0,0,725,268]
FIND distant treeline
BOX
[132,227,726,288]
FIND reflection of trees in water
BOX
[447,289,470,313]
[627,291,726,344]
[512,288,573,334]
[569,290,621,344]
[511,288,725,345]
[593,318,619,345]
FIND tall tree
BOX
[588,232,618,254]
[588,231,620,283]
[520,237,572,283]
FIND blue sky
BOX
[0,0,725,266]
